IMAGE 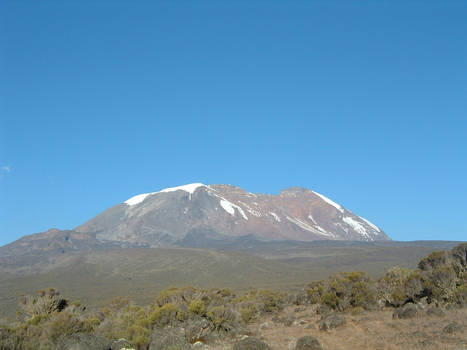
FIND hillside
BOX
[0,243,465,350]
[0,240,461,319]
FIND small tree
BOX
[18,288,68,321]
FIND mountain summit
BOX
[75,183,390,246]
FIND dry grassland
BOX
[248,305,466,350]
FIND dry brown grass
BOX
[248,306,467,350]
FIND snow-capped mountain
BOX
[75,183,390,246]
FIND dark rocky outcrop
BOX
[184,317,210,343]
[392,303,418,319]
[295,335,323,350]
[443,321,463,334]
[149,327,190,350]
[233,337,271,350]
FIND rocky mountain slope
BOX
[0,183,390,269]
[75,183,390,247]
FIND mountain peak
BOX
[77,183,390,246]
[124,183,208,205]
[160,183,207,194]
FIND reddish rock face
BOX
[75,183,390,246]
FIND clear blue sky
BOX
[1,1,466,246]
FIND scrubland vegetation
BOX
[0,243,465,350]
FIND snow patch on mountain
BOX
[125,183,207,205]
[124,193,154,206]
[343,216,370,239]
[308,215,329,235]
[312,191,344,213]
[269,212,281,222]
[286,216,333,237]
[220,200,248,220]
[160,183,207,194]
[315,225,329,234]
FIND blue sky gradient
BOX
[1,1,466,245]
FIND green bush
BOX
[313,271,376,311]
[321,292,339,309]
[207,305,237,331]
[307,282,325,304]
[423,265,457,302]
[188,299,207,316]
[150,303,186,327]
[126,324,150,350]
[351,280,375,308]
[418,250,450,271]
[155,287,198,307]
[18,288,68,321]
[97,299,151,350]
[257,290,284,313]
[454,283,467,305]
[219,289,232,297]
[155,287,184,307]
[239,304,257,323]
[378,267,418,306]
[42,311,92,345]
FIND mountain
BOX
[0,183,389,265]
[75,183,390,246]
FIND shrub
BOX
[313,271,376,311]
[18,288,68,321]
[418,250,450,271]
[42,310,92,345]
[451,242,467,273]
[219,289,232,297]
[307,282,325,304]
[150,303,186,327]
[239,304,257,323]
[351,280,375,308]
[454,283,467,305]
[257,290,284,313]
[321,292,339,309]
[97,300,151,350]
[100,297,130,317]
[126,324,150,350]
[378,267,417,306]
[188,299,207,316]
[155,287,198,307]
[1,323,43,350]
[207,305,237,331]
[423,265,457,302]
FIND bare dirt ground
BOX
[247,305,467,350]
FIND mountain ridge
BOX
[0,183,390,264]
[75,183,389,246]
[1,183,390,253]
